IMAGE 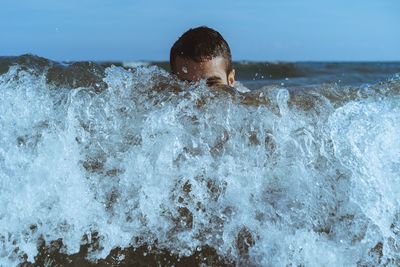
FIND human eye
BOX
[206,76,223,87]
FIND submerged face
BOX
[173,56,235,87]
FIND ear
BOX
[228,69,235,86]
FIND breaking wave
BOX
[1,55,400,266]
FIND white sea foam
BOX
[0,64,399,266]
[122,61,150,68]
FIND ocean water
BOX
[0,55,400,266]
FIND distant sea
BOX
[149,61,400,89]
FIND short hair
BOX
[170,26,233,74]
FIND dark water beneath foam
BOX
[1,55,400,266]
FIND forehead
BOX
[173,56,227,81]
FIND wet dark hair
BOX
[170,26,233,74]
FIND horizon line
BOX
[1,54,400,63]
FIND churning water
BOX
[1,55,400,266]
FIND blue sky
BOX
[1,0,399,61]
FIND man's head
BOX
[170,26,235,87]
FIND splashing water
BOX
[0,56,400,266]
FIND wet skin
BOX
[173,56,235,87]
